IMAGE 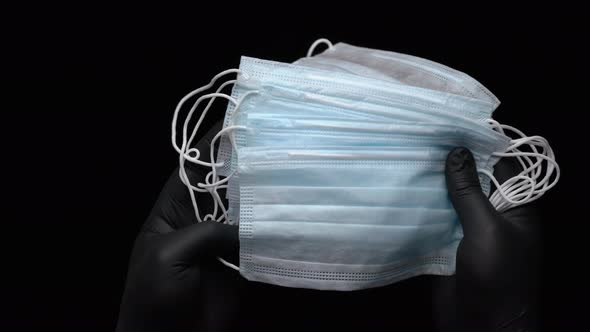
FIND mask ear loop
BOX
[172,69,241,223]
[173,84,239,222]
[172,69,240,156]
[177,80,240,223]
[479,119,560,212]
[177,92,239,223]
[178,81,238,194]
[184,79,237,157]
[207,155,240,270]
[199,90,260,223]
[489,119,559,197]
[217,256,240,271]
[307,38,334,58]
[176,85,258,225]
[200,92,260,273]
[177,92,238,185]
[199,126,246,223]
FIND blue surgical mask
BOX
[169,39,560,290]
[221,60,510,289]
[216,55,502,213]
[216,55,499,170]
[215,55,507,226]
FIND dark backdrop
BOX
[5,5,587,331]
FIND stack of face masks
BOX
[171,39,559,291]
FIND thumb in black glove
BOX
[434,147,541,332]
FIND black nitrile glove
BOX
[434,147,541,332]
[116,121,240,332]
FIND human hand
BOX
[116,122,240,332]
[434,147,541,332]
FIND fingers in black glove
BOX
[445,147,501,238]
[156,220,238,264]
[437,147,541,332]
[117,119,240,332]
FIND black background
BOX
[4,4,587,331]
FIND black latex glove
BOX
[116,121,240,332]
[434,147,541,332]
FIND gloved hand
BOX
[433,147,541,332]
[116,121,240,332]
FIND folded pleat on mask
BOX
[247,186,451,208]
[239,60,497,120]
[243,221,460,265]
[218,83,509,181]
[241,117,508,149]
[217,58,500,178]
[227,87,500,141]
[239,146,449,162]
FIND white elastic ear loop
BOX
[184,80,237,158]
[170,71,248,272]
[204,125,252,273]
[199,92,259,223]
[201,92,260,226]
[481,119,560,212]
[177,95,238,223]
[484,119,559,210]
[188,91,259,224]
[171,69,240,156]
[217,257,240,271]
[177,91,240,187]
[495,149,559,211]
[490,152,559,212]
[490,120,559,195]
[479,169,535,204]
[176,91,239,217]
[200,92,259,222]
[171,72,257,270]
[307,38,334,57]
[201,126,246,223]
[179,82,238,166]
[172,73,241,222]
[180,92,238,166]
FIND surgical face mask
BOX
[169,39,560,289]
[215,54,506,224]
[218,53,499,165]
[216,54,499,178]
[217,37,502,178]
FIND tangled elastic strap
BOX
[480,119,559,212]
[171,42,559,271]
[171,69,258,271]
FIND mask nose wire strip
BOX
[478,119,560,212]
[307,38,334,58]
